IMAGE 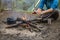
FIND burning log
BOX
[19,18,41,31]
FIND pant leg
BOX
[40,12,52,18]
[39,10,59,20]
[50,10,59,20]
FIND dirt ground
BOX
[0,10,60,40]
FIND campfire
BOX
[3,15,41,32]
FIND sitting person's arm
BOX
[36,8,53,14]
[41,8,53,14]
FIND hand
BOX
[36,8,42,15]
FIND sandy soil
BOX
[0,10,60,40]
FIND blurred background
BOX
[0,0,60,12]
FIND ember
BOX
[21,16,27,20]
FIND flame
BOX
[22,16,27,20]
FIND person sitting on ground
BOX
[33,0,59,20]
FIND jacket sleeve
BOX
[38,0,45,9]
[50,0,58,9]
